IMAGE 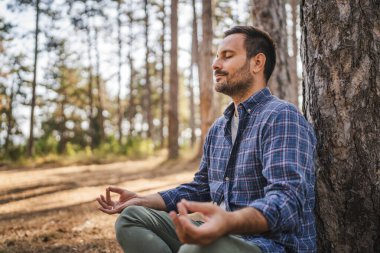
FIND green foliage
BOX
[34,135,58,156]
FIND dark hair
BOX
[224,26,276,82]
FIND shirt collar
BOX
[223,87,272,119]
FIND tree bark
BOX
[27,0,40,157]
[301,1,380,252]
[290,0,299,107]
[198,0,214,156]
[189,0,198,148]
[168,0,179,159]
[159,0,166,148]
[116,0,123,145]
[251,0,298,105]
[127,12,136,137]
[86,25,95,149]
[94,27,105,141]
[144,0,153,138]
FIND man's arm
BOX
[97,186,167,214]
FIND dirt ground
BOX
[0,155,199,253]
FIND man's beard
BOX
[214,60,253,97]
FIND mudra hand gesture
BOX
[96,186,139,214]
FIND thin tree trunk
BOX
[27,0,40,157]
[144,0,153,138]
[127,13,135,137]
[4,85,14,152]
[159,0,166,148]
[189,0,198,148]
[301,1,380,252]
[168,0,179,159]
[86,25,95,149]
[117,0,123,145]
[94,27,105,141]
[251,0,298,105]
[57,94,66,154]
[198,0,214,156]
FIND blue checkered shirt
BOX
[159,88,317,253]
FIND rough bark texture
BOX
[199,0,214,156]
[168,0,179,159]
[251,0,298,105]
[301,1,380,252]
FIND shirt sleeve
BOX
[249,105,316,233]
[158,132,212,212]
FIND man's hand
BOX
[96,186,140,214]
[169,199,232,245]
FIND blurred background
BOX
[0,0,300,167]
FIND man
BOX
[97,26,317,253]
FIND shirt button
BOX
[247,109,251,113]
[225,176,230,181]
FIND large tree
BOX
[251,0,298,106]
[301,1,380,252]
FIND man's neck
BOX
[232,83,266,112]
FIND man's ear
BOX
[250,53,266,75]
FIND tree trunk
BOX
[301,1,380,252]
[251,0,298,105]
[159,0,166,148]
[27,0,40,157]
[86,25,95,149]
[198,0,214,156]
[189,0,198,148]
[127,12,136,137]
[116,0,123,145]
[168,0,179,159]
[144,0,153,138]
[290,0,299,107]
[94,27,105,141]
[4,85,15,152]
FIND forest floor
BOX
[0,153,199,253]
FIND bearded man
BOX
[97,26,317,253]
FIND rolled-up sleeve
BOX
[250,106,316,234]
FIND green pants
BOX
[115,206,262,253]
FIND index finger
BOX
[108,186,124,194]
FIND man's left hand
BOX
[169,199,231,245]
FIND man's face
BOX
[212,33,253,97]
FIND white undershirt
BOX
[219,111,239,210]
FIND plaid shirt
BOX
[159,88,317,253]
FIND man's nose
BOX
[212,58,221,70]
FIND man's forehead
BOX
[217,33,246,54]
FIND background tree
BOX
[251,0,298,106]
[198,0,214,155]
[168,0,178,159]
[301,1,380,252]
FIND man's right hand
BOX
[96,186,140,214]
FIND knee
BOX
[178,244,205,253]
[115,206,148,239]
